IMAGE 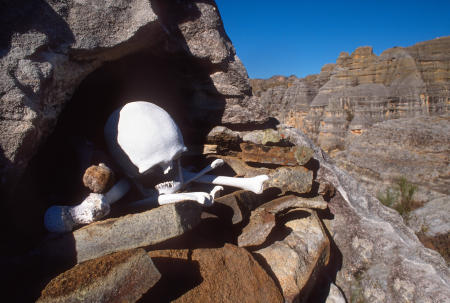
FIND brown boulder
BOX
[147,244,283,303]
[37,248,160,303]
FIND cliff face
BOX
[251,36,450,153]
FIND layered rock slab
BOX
[40,202,202,263]
[238,195,328,247]
[147,244,284,303]
[37,248,160,303]
[254,208,330,303]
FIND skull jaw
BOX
[136,158,185,196]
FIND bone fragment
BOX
[44,179,130,233]
[184,171,269,194]
[213,156,313,194]
[133,186,224,207]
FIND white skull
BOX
[104,101,187,179]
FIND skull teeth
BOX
[155,181,181,194]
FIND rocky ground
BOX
[6,126,449,302]
[1,1,449,302]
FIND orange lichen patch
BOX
[239,143,313,166]
[351,129,363,135]
[41,249,137,298]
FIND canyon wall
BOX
[251,36,450,154]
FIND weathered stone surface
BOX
[41,202,202,263]
[148,244,284,303]
[334,114,450,258]
[240,143,313,166]
[283,126,450,302]
[238,207,276,247]
[255,209,330,302]
[335,115,450,206]
[238,195,327,248]
[221,95,269,125]
[37,248,160,303]
[264,195,328,213]
[266,166,313,194]
[408,196,450,237]
[82,164,115,193]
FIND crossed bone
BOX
[44,159,268,233]
[44,102,269,232]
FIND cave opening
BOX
[5,46,226,253]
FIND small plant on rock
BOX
[377,188,397,208]
[377,176,417,222]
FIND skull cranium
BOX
[104,101,187,192]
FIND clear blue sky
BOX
[215,0,450,79]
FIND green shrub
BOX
[377,188,397,207]
[377,177,417,221]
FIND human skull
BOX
[104,101,187,184]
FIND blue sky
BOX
[215,0,450,79]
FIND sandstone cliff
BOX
[251,36,450,153]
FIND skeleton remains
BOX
[44,101,268,232]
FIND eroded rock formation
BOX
[251,36,450,154]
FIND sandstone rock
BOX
[408,196,450,237]
[82,164,115,193]
[220,95,269,125]
[266,166,313,194]
[263,195,328,213]
[238,195,327,248]
[240,143,313,166]
[284,126,450,302]
[37,248,160,303]
[335,115,450,205]
[255,209,330,302]
[238,207,276,247]
[206,126,242,152]
[41,202,202,263]
[147,244,284,303]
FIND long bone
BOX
[44,179,130,233]
[155,159,224,195]
[182,170,269,194]
[131,185,224,208]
